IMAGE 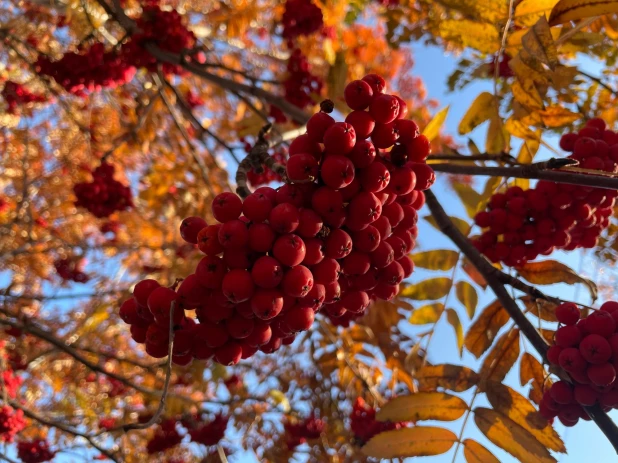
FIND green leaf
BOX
[362,426,458,459]
[423,106,450,142]
[401,278,452,301]
[376,392,468,422]
[456,281,478,318]
[409,303,445,324]
[446,308,464,354]
[413,250,460,271]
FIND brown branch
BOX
[425,189,618,453]
[9,400,119,462]
[430,153,518,164]
[429,160,618,190]
[579,70,618,96]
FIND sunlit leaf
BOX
[456,281,478,318]
[520,352,552,404]
[463,439,500,463]
[485,381,566,453]
[549,0,618,25]
[413,250,460,271]
[517,134,541,164]
[425,215,471,236]
[479,329,520,385]
[520,296,558,322]
[439,20,500,54]
[423,106,450,141]
[464,300,510,358]
[538,105,582,127]
[514,0,561,26]
[401,278,452,301]
[409,302,445,324]
[511,80,545,110]
[362,426,458,459]
[486,114,509,155]
[376,392,468,422]
[458,92,496,135]
[417,364,480,392]
[446,308,464,354]
[516,260,598,300]
[452,183,483,218]
[474,407,556,463]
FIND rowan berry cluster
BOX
[1,81,47,113]
[74,161,133,218]
[0,405,25,443]
[281,0,324,40]
[541,301,618,426]
[184,413,228,446]
[284,415,325,449]
[350,397,406,444]
[35,43,136,95]
[283,49,324,111]
[54,258,89,283]
[146,418,182,454]
[473,118,617,266]
[119,74,427,366]
[17,439,55,463]
[0,342,23,399]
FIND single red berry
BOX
[360,162,391,192]
[574,384,598,406]
[558,347,587,372]
[282,265,314,298]
[345,111,376,140]
[222,269,255,303]
[243,191,274,223]
[601,301,618,313]
[362,74,386,94]
[248,222,276,253]
[554,325,582,348]
[372,122,400,149]
[286,153,319,182]
[580,334,612,364]
[303,238,325,266]
[195,255,226,289]
[379,260,404,285]
[214,341,243,366]
[340,290,370,314]
[556,302,580,325]
[348,140,377,168]
[130,324,147,343]
[284,306,315,332]
[387,166,416,195]
[342,251,371,276]
[251,256,283,289]
[344,80,374,110]
[586,311,616,337]
[353,225,381,252]
[550,381,574,404]
[369,94,399,124]
[408,162,435,190]
[119,298,142,325]
[197,224,224,255]
[398,256,414,278]
[306,112,335,142]
[312,258,340,284]
[296,208,323,238]
[273,234,306,267]
[320,155,355,189]
[559,133,578,152]
[405,134,430,162]
[212,192,243,223]
[250,289,284,320]
[324,229,353,259]
[270,203,300,234]
[180,217,207,244]
[323,122,356,155]
[588,363,616,386]
[133,279,161,308]
[371,241,394,269]
[373,281,399,300]
[396,119,420,144]
[218,219,249,248]
[289,134,322,159]
[245,322,272,347]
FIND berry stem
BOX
[429,160,618,191]
[426,189,618,454]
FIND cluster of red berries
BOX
[185,89,205,109]
[1,341,23,399]
[473,118,617,266]
[36,6,195,94]
[541,301,618,426]
[119,74,426,366]
[120,5,196,74]
[350,397,406,444]
[284,415,325,450]
[17,439,55,463]
[74,161,133,218]
[54,258,89,283]
[36,43,136,95]
[0,405,25,443]
[282,49,324,112]
[146,418,182,454]
[183,413,229,446]
[1,81,47,113]
[281,0,324,39]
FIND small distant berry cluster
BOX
[1,81,47,113]
[284,415,325,450]
[243,143,288,187]
[282,49,324,112]
[281,0,324,40]
[74,161,133,218]
[54,257,89,283]
[541,301,618,426]
[0,342,25,443]
[350,397,406,444]
[119,74,427,366]
[146,414,228,454]
[36,6,195,95]
[473,118,617,266]
[17,439,55,463]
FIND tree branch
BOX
[425,189,618,453]
[429,160,618,191]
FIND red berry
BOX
[558,347,587,372]
[198,225,224,255]
[362,74,386,94]
[371,241,394,269]
[270,203,300,234]
[340,290,370,314]
[250,289,284,320]
[559,133,578,152]
[372,122,400,149]
[273,234,306,267]
[588,363,616,386]
[586,311,616,337]
[243,191,274,223]
[360,162,390,192]
[397,256,414,278]
[282,265,314,297]
[550,381,574,404]
[408,162,435,190]
[251,256,283,289]
[574,384,598,406]
[396,119,420,144]
[222,269,254,303]
[324,229,353,259]
[180,217,207,244]
[388,166,416,195]
[286,153,319,182]
[212,192,242,223]
[312,258,340,284]
[218,219,249,248]
[215,341,243,366]
[245,322,272,346]
[320,155,355,189]
[130,324,147,343]
[346,111,376,140]
[133,279,161,308]
[369,94,399,124]
[580,334,612,364]
[344,80,374,110]
[556,302,580,325]
[289,134,322,158]
[297,208,323,238]
[554,325,582,348]
[119,298,142,325]
[303,238,325,266]
[353,225,381,253]
[601,301,618,313]
[348,140,377,168]
[248,223,276,253]
[307,112,335,142]
[405,134,430,162]
[196,255,226,289]
[342,251,371,276]
[323,122,356,155]
[284,306,315,332]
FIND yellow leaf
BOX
[517,134,541,164]
[462,258,488,289]
[463,439,500,463]
[520,296,558,322]
[520,352,546,387]
[423,106,450,142]
[452,183,483,218]
[456,281,478,318]
[362,426,458,459]
[439,20,500,54]
[401,278,452,301]
[417,364,480,392]
[458,92,496,135]
[514,0,561,26]
[538,106,582,127]
[436,0,509,23]
[474,407,556,463]
[413,250,460,271]
[479,330,521,385]
[549,0,618,25]
[486,114,509,155]
[446,308,464,354]
[516,259,598,300]
[512,80,545,110]
[323,38,336,66]
[508,54,549,86]
[504,117,539,140]
[485,381,566,453]
[464,300,510,358]
[424,215,471,236]
[522,16,559,70]
[376,392,468,423]
[269,390,290,412]
[409,303,445,324]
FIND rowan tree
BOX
[3,0,618,462]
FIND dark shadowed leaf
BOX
[516,260,597,300]
[479,329,520,385]
[464,300,510,357]
[456,281,478,318]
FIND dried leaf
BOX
[417,364,480,392]
[362,426,458,459]
[464,300,510,358]
[479,329,520,385]
[516,260,598,300]
[376,392,468,423]
[520,296,558,322]
[538,106,582,127]
[522,16,559,70]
